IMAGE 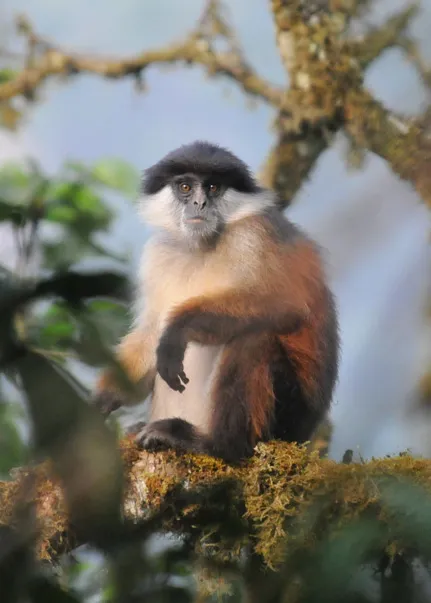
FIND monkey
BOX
[93,141,339,464]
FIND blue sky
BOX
[1,0,431,460]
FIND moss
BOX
[4,0,425,208]
[3,439,431,572]
[352,5,419,69]
[345,88,431,208]
[259,132,328,206]
[265,0,423,206]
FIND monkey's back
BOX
[270,282,339,443]
[261,211,339,442]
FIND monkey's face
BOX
[140,141,279,247]
[140,173,234,246]
[173,174,227,243]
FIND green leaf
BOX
[380,478,431,555]
[303,518,386,603]
[15,350,124,545]
[26,303,76,353]
[72,187,112,233]
[0,402,27,477]
[0,69,16,84]
[0,197,25,223]
[0,163,34,206]
[42,320,75,339]
[45,182,113,236]
[90,158,140,198]
[45,204,78,223]
[42,235,88,270]
[85,299,129,345]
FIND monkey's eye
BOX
[209,184,218,193]
[179,182,192,193]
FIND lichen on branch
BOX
[262,1,420,204]
[2,438,431,572]
[0,6,283,108]
[2,0,428,208]
[345,88,431,208]
[352,4,419,68]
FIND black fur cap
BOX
[142,141,260,195]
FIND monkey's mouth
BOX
[186,217,205,223]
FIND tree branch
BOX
[353,4,419,68]
[262,0,356,203]
[2,0,430,211]
[398,35,431,89]
[345,88,431,208]
[2,438,431,572]
[264,0,431,209]
[0,7,283,108]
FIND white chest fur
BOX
[150,343,224,433]
[137,238,236,433]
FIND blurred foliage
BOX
[0,67,20,129]
[0,153,141,601]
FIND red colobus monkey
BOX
[93,141,339,463]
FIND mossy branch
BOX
[398,35,431,89]
[2,437,431,572]
[3,0,427,209]
[0,6,283,108]
[345,88,431,208]
[354,4,419,69]
[264,0,429,207]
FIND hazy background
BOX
[1,0,431,461]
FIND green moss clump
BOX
[3,438,431,573]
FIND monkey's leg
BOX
[135,418,209,454]
[93,328,157,417]
[135,336,276,462]
[271,335,330,444]
[206,335,277,463]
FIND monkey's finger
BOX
[179,371,189,385]
[164,373,185,393]
[171,378,185,393]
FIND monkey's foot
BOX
[126,421,147,436]
[135,418,205,454]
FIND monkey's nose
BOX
[194,199,206,209]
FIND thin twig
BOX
[0,5,283,107]
[353,4,419,68]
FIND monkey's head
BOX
[140,141,277,247]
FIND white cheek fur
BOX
[139,186,181,233]
[139,184,278,235]
[222,189,278,223]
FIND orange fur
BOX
[95,329,156,403]
[93,209,338,461]
[243,338,275,441]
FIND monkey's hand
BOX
[156,332,189,393]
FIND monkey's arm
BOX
[171,290,306,341]
[93,327,157,416]
[157,282,310,392]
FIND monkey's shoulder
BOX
[230,209,318,254]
